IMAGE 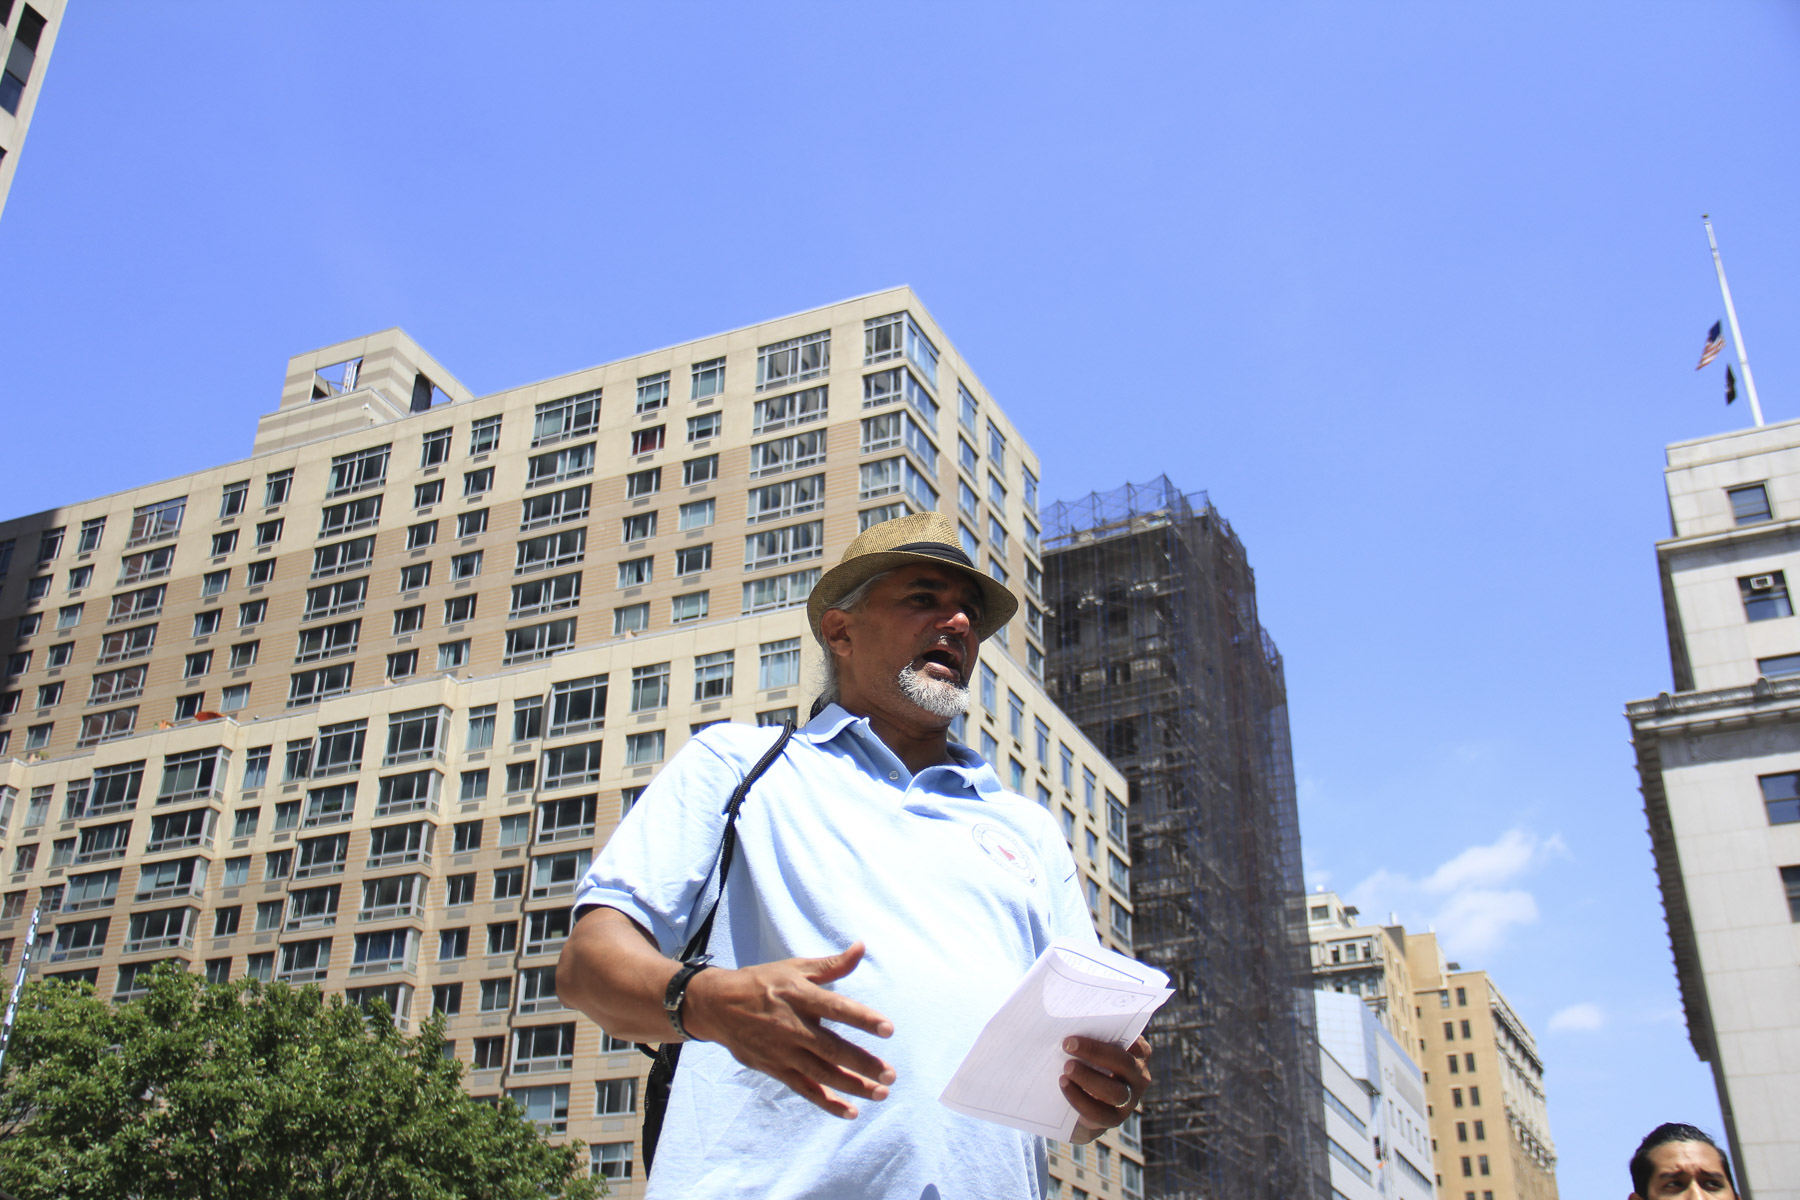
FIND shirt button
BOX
[888,771,899,780]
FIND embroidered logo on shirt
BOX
[971,822,1038,886]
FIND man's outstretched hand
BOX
[683,941,897,1120]
[1062,1035,1153,1143]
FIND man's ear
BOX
[819,608,854,659]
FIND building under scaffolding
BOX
[1042,478,1327,1200]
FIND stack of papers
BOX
[940,938,1174,1139]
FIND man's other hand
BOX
[1062,1035,1152,1143]
[684,941,898,1120]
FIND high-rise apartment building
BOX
[0,0,63,222]
[1405,935,1557,1200]
[1307,890,1420,1075]
[0,289,1142,1195]
[1314,990,1436,1200]
[1627,418,1800,1200]
[1041,479,1327,1200]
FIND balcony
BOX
[284,911,338,932]
[382,745,444,769]
[144,832,213,855]
[74,845,128,866]
[301,809,354,830]
[516,991,567,1017]
[136,880,205,904]
[348,958,413,978]
[358,900,425,924]
[535,823,595,847]
[157,785,224,807]
[509,1052,573,1076]
[61,894,117,914]
[366,849,430,871]
[83,797,137,818]
[86,686,144,705]
[50,943,107,963]
[523,933,568,959]
[276,964,329,985]
[372,796,437,820]
[293,858,347,881]
[107,605,162,625]
[124,931,194,955]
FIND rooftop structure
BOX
[0,0,64,222]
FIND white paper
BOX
[939,937,1173,1140]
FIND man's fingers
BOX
[801,941,866,985]
[776,1069,860,1120]
[1061,1074,1130,1130]
[798,980,896,1041]
[1063,1060,1133,1108]
[1063,1035,1151,1081]
[807,1024,898,1087]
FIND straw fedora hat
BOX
[807,511,1019,643]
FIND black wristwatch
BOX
[664,955,714,1040]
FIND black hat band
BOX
[886,541,977,570]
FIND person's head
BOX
[808,513,1018,725]
[1629,1124,1734,1199]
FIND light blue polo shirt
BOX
[574,704,1098,1199]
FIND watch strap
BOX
[664,956,713,1040]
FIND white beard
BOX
[897,662,970,718]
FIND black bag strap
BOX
[639,720,795,1175]
[680,718,795,963]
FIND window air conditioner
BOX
[1750,575,1777,591]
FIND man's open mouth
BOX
[917,645,964,680]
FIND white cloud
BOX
[1548,1002,1606,1033]
[1345,829,1566,959]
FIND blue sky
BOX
[5,4,1798,1194]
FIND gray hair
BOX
[812,568,897,712]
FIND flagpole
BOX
[1703,214,1765,427]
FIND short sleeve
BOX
[573,730,759,956]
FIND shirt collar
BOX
[801,703,1003,796]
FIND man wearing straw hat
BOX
[558,512,1152,1198]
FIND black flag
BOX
[1726,365,1738,405]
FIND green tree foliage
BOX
[0,964,603,1200]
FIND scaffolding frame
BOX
[1043,477,1328,1200]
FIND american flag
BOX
[1696,320,1725,370]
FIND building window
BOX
[636,372,670,414]
[753,385,828,434]
[464,467,495,498]
[521,484,590,531]
[515,528,586,575]
[444,595,476,624]
[684,454,719,486]
[748,475,825,525]
[470,415,502,455]
[625,730,665,765]
[1781,865,1800,921]
[527,442,595,488]
[759,638,802,690]
[631,426,665,456]
[622,512,657,544]
[503,618,576,664]
[618,556,654,588]
[1728,483,1772,525]
[694,651,734,701]
[592,1141,634,1182]
[527,390,605,452]
[671,591,709,623]
[1741,571,1793,621]
[680,498,716,530]
[456,508,487,539]
[414,480,444,509]
[757,331,830,391]
[691,357,725,399]
[743,567,820,614]
[614,603,649,635]
[626,467,661,497]
[1759,772,1800,825]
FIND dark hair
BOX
[1630,1124,1733,1195]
